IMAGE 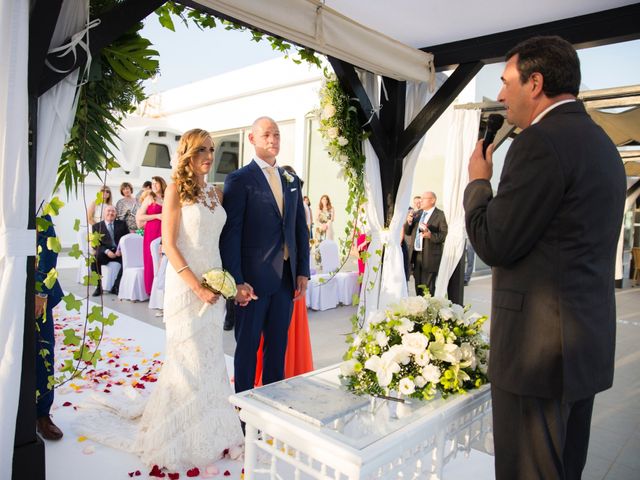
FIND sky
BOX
[140,13,640,96]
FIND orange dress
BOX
[254,297,313,386]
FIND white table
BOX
[230,365,493,479]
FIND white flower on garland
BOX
[415,350,430,366]
[421,364,441,384]
[339,154,349,163]
[459,342,477,369]
[414,375,427,388]
[395,316,414,335]
[327,126,339,139]
[337,136,349,146]
[399,377,416,395]
[321,104,337,120]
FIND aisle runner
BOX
[45,300,244,480]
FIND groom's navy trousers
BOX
[233,259,294,393]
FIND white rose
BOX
[327,127,339,139]
[414,375,427,388]
[395,316,414,335]
[428,296,450,311]
[421,364,441,384]
[337,136,349,146]
[398,296,429,316]
[340,359,358,376]
[399,377,415,395]
[401,332,429,355]
[339,154,349,162]
[459,342,477,369]
[321,104,336,120]
[451,304,465,323]
[439,307,455,321]
[375,331,389,347]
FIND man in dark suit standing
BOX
[404,191,448,296]
[35,214,64,440]
[92,204,128,296]
[464,36,625,479]
[221,116,310,393]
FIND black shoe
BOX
[463,281,469,286]
[223,318,234,331]
[37,415,63,441]
[92,286,102,297]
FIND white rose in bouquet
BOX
[198,269,237,317]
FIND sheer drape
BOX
[359,73,444,325]
[434,109,481,297]
[0,1,30,476]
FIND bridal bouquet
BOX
[198,268,237,316]
[340,295,490,400]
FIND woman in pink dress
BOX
[136,176,166,295]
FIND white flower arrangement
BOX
[198,269,237,317]
[340,294,490,400]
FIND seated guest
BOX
[115,181,138,232]
[91,205,128,296]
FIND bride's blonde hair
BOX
[172,128,213,204]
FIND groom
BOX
[221,116,310,393]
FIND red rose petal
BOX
[168,473,179,479]
[135,471,141,477]
[186,467,200,477]
[224,470,231,476]
[223,448,229,455]
[149,465,166,477]
[62,402,72,407]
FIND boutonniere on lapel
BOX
[281,169,295,184]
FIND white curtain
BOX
[0,0,31,476]
[359,73,444,325]
[36,0,88,208]
[197,0,434,84]
[434,109,481,298]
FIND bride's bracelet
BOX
[176,265,190,274]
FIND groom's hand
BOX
[293,276,308,301]
[235,283,258,306]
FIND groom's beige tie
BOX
[265,166,288,260]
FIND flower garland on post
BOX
[316,69,368,270]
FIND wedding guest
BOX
[135,180,152,205]
[87,185,113,226]
[137,176,166,295]
[303,195,313,237]
[464,36,625,480]
[315,194,335,241]
[411,195,421,212]
[35,214,64,440]
[115,182,138,232]
[91,205,128,296]
[220,116,310,394]
[405,191,448,296]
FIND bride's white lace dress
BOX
[75,184,244,470]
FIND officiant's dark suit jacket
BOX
[220,159,310,393]
[404,207,448,273]
[464,101,625,402]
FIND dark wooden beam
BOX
[379,78,406,225]
[328,57,390,164]
[38,0,166,96]
[28,0,63,95]
[423,3,640,71]
[397,61,484,160]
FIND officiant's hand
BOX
[293,276,308,301]
[468,139,494,182]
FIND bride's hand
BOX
[195,285,220,305]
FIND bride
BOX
[76,129,244,471]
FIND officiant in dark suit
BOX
[92,204,128,296]
[464,36,625,480]
[221,116,310,393]
[404,191,448,296]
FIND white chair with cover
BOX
[148,237,166,310]
[76,229,92,285]
[336,271,360,305]
[318,239,340,273]
[306,273,339,311]
[118,233,148,301]
[101,262,121,292]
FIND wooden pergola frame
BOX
[18,2,640,478]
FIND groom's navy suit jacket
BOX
[220,159,310,296]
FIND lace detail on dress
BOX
[198,183,220,214]
[75,192,243,471]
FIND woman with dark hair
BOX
[137,176,167,294]
[115,182,137,232]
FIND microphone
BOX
[482,114,504,157]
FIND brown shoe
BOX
[37,415,63,441]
